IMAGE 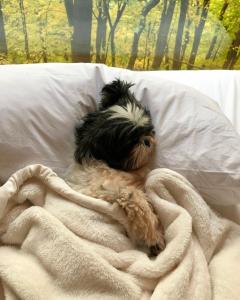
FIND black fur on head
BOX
[100,79,135,109]
[74,79,155,170]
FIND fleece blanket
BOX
[0,165,240,300]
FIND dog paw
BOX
[149,244,161,257]
[148,234,166,257]
[149,240,165,257]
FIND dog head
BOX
[74,79,155,170]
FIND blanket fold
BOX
[0,164,239,300]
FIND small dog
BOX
[66,79,165,256]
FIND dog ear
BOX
[100,79,134,109]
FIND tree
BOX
[143,21,152,69]
[172,0,189,69]
[39,0,53,63]
[212,31,223,61]
[95,0,108,63]
[64,0,93,62]
[152,0,176,69]
[180,14,192,68]
[104,0,128,67]
[0,0,7,55]
[205,0,228,60]
[187,0,210,69]
[223,30,240,69]
[127,0,159,69]
[19,0,30,60]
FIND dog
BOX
[65,79,165,256]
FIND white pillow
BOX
[0,63,240,207]
[138,70,240,135]
[0,63,116,181]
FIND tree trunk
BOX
[164,44,170,70]
[172,0,188,69]
[212,32,223,61]
[223,30,240,69]
[40,0,52,63]
[104,0,127,67]
[96,0,108,63]
[143,21,152,69]
[180,16,191,68]
[19,0,30,60]
[205,0,228,60]
[64,0,93,62]
[110,27,116,66]
[152,0,176,70]
[187,0,210,69]
[0,0,7,55]
[127,0,159,69]
[64,0,74,26]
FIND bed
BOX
[0,63,240,299]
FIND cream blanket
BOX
[0,164,239,300]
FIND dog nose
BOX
[143,138,150,147]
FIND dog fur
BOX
[65,79,165,256]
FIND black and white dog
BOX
[66,79,165,256]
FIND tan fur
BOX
[129,134,156,170]
[65,160,165,252]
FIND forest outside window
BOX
[0,0,239,70]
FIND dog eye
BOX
[143,139,150,147]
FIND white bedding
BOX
[0,63,239,210]
[1,164,240,299]
[139,70,240,134]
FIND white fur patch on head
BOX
[107,103,149,127]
